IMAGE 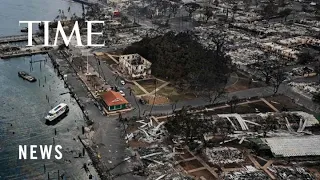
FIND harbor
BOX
[0,0,98,179]
[0,34,30,44]
[0,48,49,59]
[0,53,99,179]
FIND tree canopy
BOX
[123,32,232,91]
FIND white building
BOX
[119,54,152,79]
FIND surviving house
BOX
[101,90,129,111]
[119,54,152,79]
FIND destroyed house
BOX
[119,54,152,79]
[263,135,320,157]
[101,90,128,111]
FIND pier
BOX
[0,34,29,44]
[0,45,51,59]
[0,34,42,44]
[0,50,49,59]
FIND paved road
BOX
[50,50,141,180]
[86,52,320,118]
[86,44,320,116]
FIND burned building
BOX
[119,53,152,79]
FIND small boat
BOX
[18,71,37,82]
[45,103,69,122]
[21,27,28,32]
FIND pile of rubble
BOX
[137,145,192,180]
[145,163,193,180]
[288,82,320,96]
[204,147,244,165]
[290,67,314,77]
[227,47,264,65]
[224,166,269,180]
[268,166,315,180]
[125,119,166,144]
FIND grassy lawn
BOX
[136,79,165,93]
[131,85,145,96]
[157,85,195,102]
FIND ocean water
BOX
[0,0,98,179]
[0,0,83,36]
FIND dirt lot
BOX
[180,159,203,171]
[128,140,151,148]
[190,169,217,180]
[131,84,145,95]
[265,95,312,113]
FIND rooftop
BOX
[101,90,129,106]
[264,135,320,157]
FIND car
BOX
[120,80,125,85]
[119,90,125,96]
[139,98,146,105]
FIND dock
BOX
[0,50,49,59]
[0,45,51,59]
[0,34,42,44]
[0,35,29,44]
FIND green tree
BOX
[124,32,231,94]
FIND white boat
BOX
[45,103,69,121]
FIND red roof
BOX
[101,90,128,106]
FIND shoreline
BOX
[47,50,112,179]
